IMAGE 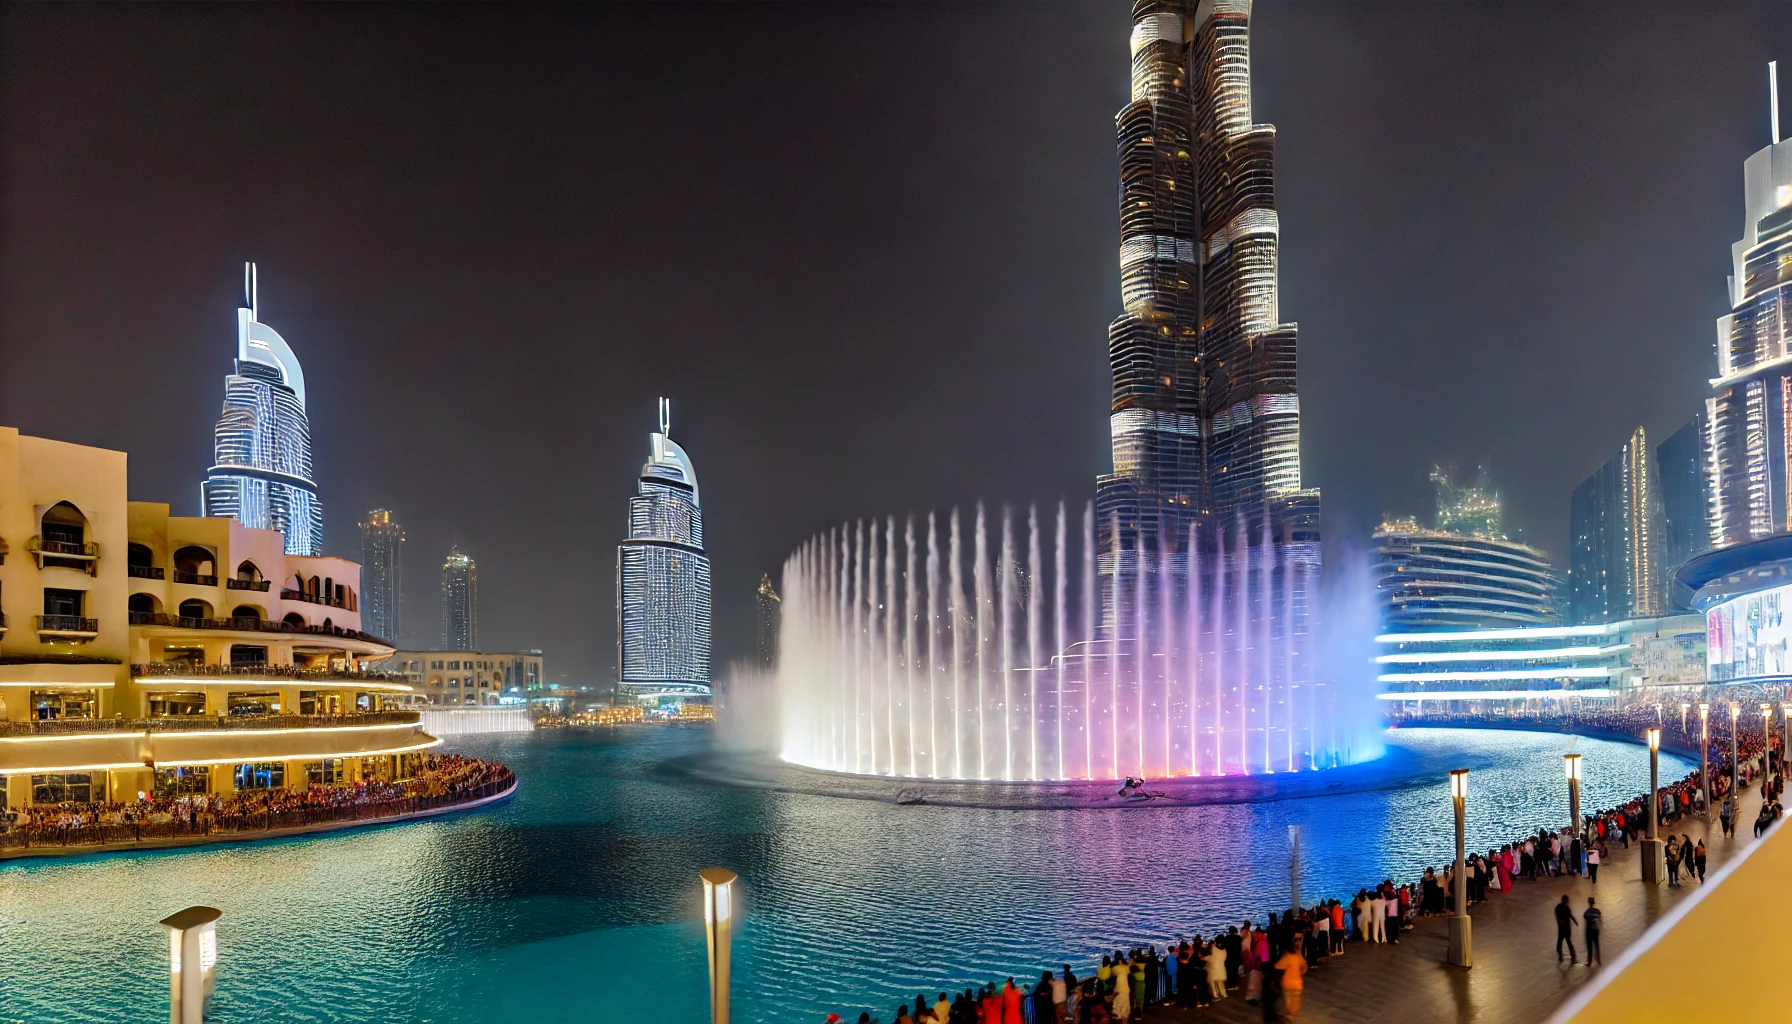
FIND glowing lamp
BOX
[700,868,738,1024]
[1647,727,1661,753]
[160,906,221,1024]
[1449,768,1469,800]
[1564,753,1582,780]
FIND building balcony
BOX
[126,613,388,648]
[34,615,99,640]
[0,709,421,738]
[28,537,99,574]
[131,661,411,688]
[226,578,272,592]
[128,565,166,580]
[172,570,218,586]
[280,588,353,609]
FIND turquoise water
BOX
[0,727,1688,1024]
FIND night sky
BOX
[3,3,1789,687]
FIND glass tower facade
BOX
[1570,427,1668,624]
[441,546,477,651]
[359,509,404,644]
[1095,0,1320,626]
[1707,117,1792,549]
[1656,416,1712,580]
[616,400,712,701]
[201,263,324,556]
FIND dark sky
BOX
[4,3,1789,685]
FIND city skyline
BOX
[3,3,1789,681]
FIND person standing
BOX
[1205,937,1229,1001]
[1369,889,1386,943]
[1585,842,1600,883]
[934,993,952,1024]
[1142,948,1159,1010]
[1694,838,1708,882]
[1665,836,1681,886]
[1583,897,1603,966]
[1554,894,1579,964]
[1273,944,1307,1017]
[1110,963,1131,1023]
[1721,794,1735,837]
[1001,978,1023,1024]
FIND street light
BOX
[700,868,738,1024]
[1680,702,1690,740]
[1731,702,1741,797]
[1448,768,1472,967]
[1642,727,1665,884]
[160,906,220,1024]
[1565,753,1582,835]
[1699,702,1711,820]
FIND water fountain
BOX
[776,502,1375,782]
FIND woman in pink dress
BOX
[1497,848,1514,893]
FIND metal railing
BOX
[226,578,272,591]
[123,613,388,646]
[29,537,98,558]
[128,565,165,580]
[0,710,421,738]
[35,615,98,634]
[172,570,218,585]
[0,769,515,851]
[132,661,407,684]
[280,588,355,610]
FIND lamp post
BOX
[1699,702,1710,820]
[1448,768,1472,967]
[160,906,220,1024]
[1565,753,1582,836]
[700,868,738,1024]
[1641,727,1665,883]
[1680,702,1690,742]
[1730,702,1741,797]
[1764,705,1775,780]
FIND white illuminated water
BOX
[777,504,1377,781]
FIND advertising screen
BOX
[1708,581,1792,682]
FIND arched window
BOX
[128,593,161,620]
[231,605,263,622]
[38,502,94,572]
[129,544,153,568]
[235,561,261,582]
[282,612,307,628]
[173,546,217,584]
[178,599,213,620]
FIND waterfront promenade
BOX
[1143,786,1764,1024]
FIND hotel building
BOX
[200,264,324,557]
[1375,466,1561,633]
[616,399,712,706]
[0,426,432,807]
[1570,427,1669,624]
[359,509,404,645]
[382,650,543,706]
[441,546,476,650]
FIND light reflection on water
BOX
[0,727,1686,1024]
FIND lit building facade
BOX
[1706,95,1792,549]
[1094,0,1319,648]
[1570,427,1668,624]
[756,573,780,670]
[359,509,403,644]
[383,650,543,706]
[440,547,477,650]
[201,264,323,557]
[617,399,712,705]
[1375,466,1561,633]
[1657,416,1713,581]
[0,426,433,807]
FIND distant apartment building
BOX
[756,573,780,670]
[359,509,404,643]
[1656,416,1712,582]
[1570,428,1668,624]
[441,546,477,650]
[384,650,542,706]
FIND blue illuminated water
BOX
[0,727,1688,1024]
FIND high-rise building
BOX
[1570,427,1668,624]
[441,546,477,650]
[1706,72,1792,549]
[1655,416,1712,581]
[756,573,780,670]
[359,510,404,643]
[201,263,323,557]
[617,399,712,705]
[1375,465,1561,633]
[1094,0,1320,619]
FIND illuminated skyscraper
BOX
[1095,0,1319,620]
[756,573,780,670]
[1656,416,1712,579]
[1570,427,1668,624]
[359,509,404,643]
[201,263,323,555]
[1707,66,1792,549]
[441,546,477,650]
[617,399,712,703]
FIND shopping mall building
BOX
[0,427,435,806]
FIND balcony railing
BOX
[172,570,218,586]
[280,588,353,609]
[128,565,166,580]
[131,661,409,685]
[0,709,421,738]
[125,613,388,646]
[226,578,272,591]
[28,536,98,574]
[35,615,99,637]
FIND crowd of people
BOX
[0,754,512,847]
[827,705,1785,1023]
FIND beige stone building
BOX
[383,650,543,706]
[0,426,436,806]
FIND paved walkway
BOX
[1140,787,1765,1024]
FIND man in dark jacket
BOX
[1554,894,1578,964]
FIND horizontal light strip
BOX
[1,737,442,775]
[1378,667,1613,682]
[1374,646,1613,664]
[0,732,148,743]
[0,681,115,689]
[1377,625,1612,643]
[0,722,418,743]
[133,677,413,692]
[1377,689,1613,701]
